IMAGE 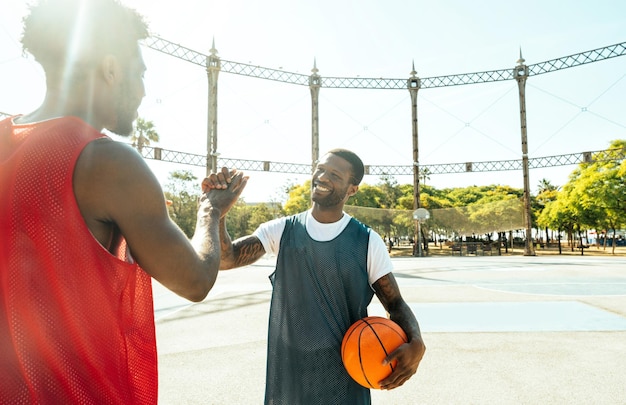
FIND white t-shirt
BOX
[253,210,393,286]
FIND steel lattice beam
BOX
[142,36,626,89]
[529,42,626,76]
[4,105,621,175]
[139,145,625,176]
[6,39,624,178]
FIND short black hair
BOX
[21,0,148,70]
[326,148,364,185]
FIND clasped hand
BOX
[200,167,248,216]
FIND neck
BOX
[19,88,100,129]
[20,67,103,128]
[311,204,345,224]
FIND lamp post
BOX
[413,208,430,257]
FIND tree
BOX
[535,178,560,245]
[131,117,160,152]
[535,140,626,254]
[224,201,251,240]
[537,198,572,253]
[537,178,558,195]
[572,140,626,253]
[163,170,200,237]
[283,181,311,215]
[247,203,280,234]
[420,167,431,187]
[377,174,401,209]
[347,184,387,234]
[350,184,385,208]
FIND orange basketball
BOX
[341,316,408,389]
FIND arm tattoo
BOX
[373,273,421,341]
[232,236,266,267]
[218,218,265,269]
[374,274,402,307]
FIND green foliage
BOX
[283,180,311,215]
[131,117,160,151]
[536,139,626,250]
[224,201,250,239]
[445,185,486,206]
[274,139,625,246]
[346,182,525,239]
[225,201,283,239]
[162,169,285,240]
[247,203,282,234]
[377,174,401,209]
[163,170,200,237]
[350,184,385,207]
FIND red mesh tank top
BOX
[0,116,157,404]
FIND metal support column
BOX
[309,60,321,172]
[514,52,535,256]
[205,39,221,176]
[408,63,422,256]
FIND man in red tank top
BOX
[0,0,247,403]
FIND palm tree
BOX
[537,178,558,194]
[420,167,431,187]
[131,117,160,152]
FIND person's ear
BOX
[100,55,120,85]
[347,184,359,198]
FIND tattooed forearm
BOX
[373,273,422,341]
[218,218,266,269]
[232,237,266,267]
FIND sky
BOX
[1,0,625,203]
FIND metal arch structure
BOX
[3,105,621,175]
[143,36,626,89]
[0,113,619,173]
[142,37,311,86]
[137,144,626,176]
[142,36,626,257]
[528,42,626,76]
[9,38,624,256]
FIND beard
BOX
[111,105,136,136]
[311,184,349,207]
[106,73,139,136]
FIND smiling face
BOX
[311,153,358,208]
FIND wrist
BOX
[197,200,222,218]
[205,206,222,218]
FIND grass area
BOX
[389,243,626,258]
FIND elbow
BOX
[182,274,217,303]
[219,260,236,270]
[185,289,209,303]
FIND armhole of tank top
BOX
[71,136,137,269]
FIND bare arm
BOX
[218,217,267,269]
[74,139,246,302]
[202,168,267,270]
[372,273,426,390]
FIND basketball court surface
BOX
[154,255,626,404]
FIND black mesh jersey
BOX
[265,212,373,405]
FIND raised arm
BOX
[74,140,247,302]
[202,168,268,270]
[372,273,426,390]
